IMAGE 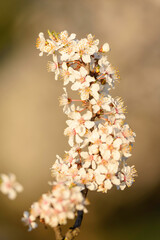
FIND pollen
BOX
[106,173,111,179]
[107,144,114,151]
[79,118,85,125]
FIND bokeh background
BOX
[0,0,160,239]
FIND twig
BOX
[64,228,80,240]
[53,225,63,240]
[63,188,88,240]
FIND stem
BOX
[53,225,63,240]
[103,112,112,115]
[64,228,80,240]
[72,99,84,102]
[100,117,107,121]
[73,188,88,229]
[97,71,108,80]
[72,211,84,229]
[78,151,82,165]
[64,188,88,240]
[76,107,87,113]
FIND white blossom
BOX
[80,83,100,101]
[47,55,59,80]
[90,95,111,113]
[66,111,94,138]
[22,183,88,230]
[59,30,76,47]
[0,173,23,200]
[100,136,122,161]
[71,67,95,91]
[22,211,38,231]
[119,165,137,190]
[101,43,110,53]
[36,32,60,56]
[76,37,98,63]
[61,62,79,85]
[59,88,73,115]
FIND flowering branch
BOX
[22,30,137,239]
[64,228,80,240]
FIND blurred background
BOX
[0,0,160,239]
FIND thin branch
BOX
[64,228,80,240]
[53,225,64,240]
[63,188,88,240]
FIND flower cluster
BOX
[0,173,23,200]
[22,183,88,231]
[23,30,137,232]
[40,30,137,192]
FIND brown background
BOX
[0,0,160,239]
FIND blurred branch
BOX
[53,225,63,240]
[64,228,80,240]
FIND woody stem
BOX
[73,188,88,229]
[53,225,63,240]
[63,188,88,240]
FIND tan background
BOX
[0,0,160,239]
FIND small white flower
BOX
[22,211,38,231]
[119,165,137,189]
[61,63,79,85]
[47,55,59,80]
[88,128,102,155]
[98,56,109,73]
[60,40,78,61]
[101,43,110,53]
[81,152,98,169]
[86,182,98,191]
[86,34,99,51]
[59,30,76,47]
[111,97,126,115]
[121,144,132,158]
[94,163,120,192]
[36,32,59,56]
[66,111,94,138]
[71,67,95,91]
[51,155,68,181]
[80,83,100,101]
[36,32,46,56]
[59,88,73,115]
[0,173,23,200]
[119,124,136,144]
[64,127,83,147]
[90,96,111,113]
[81,34,99,63]
[98,123,112,142]
[100,136,122,161]
[76,38,90,63]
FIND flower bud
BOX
[101,43,110,53]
